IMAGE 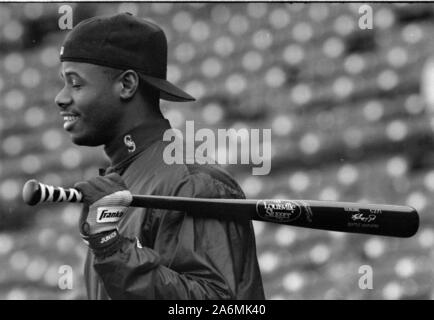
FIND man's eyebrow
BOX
[65,71,82,78]
[59,70,82,79]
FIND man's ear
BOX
[117,70,139,100]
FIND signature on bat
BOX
[351,213,377,223]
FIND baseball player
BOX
[54,13,265,299]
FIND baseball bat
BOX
[22,179,419,238]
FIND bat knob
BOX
[22,179,41,206]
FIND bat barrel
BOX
[300,201,419,238]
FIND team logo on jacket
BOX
[256,200,302,223]
[123,134,136,153]
[97,207,125,223]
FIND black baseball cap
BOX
[59,12,195,102]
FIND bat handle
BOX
[23,179,83,206]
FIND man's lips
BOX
[60,112,80,131]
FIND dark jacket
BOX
[84,119,265,299]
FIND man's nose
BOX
[55,87,72,109]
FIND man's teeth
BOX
[64,116,79,121]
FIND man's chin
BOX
[70,134,103,147]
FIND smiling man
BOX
[55,13,264,300]
[58,63,127,146]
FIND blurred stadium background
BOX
[1,2,434,300]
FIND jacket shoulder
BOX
[185,163,245,198]
[155,161,245,199]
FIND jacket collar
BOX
[104,118,171,172]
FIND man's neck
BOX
[103,117,171,170]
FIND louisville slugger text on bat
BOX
[22,179,419,238]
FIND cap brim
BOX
[138,73,195,102]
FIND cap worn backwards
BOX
[60,12,195,102]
